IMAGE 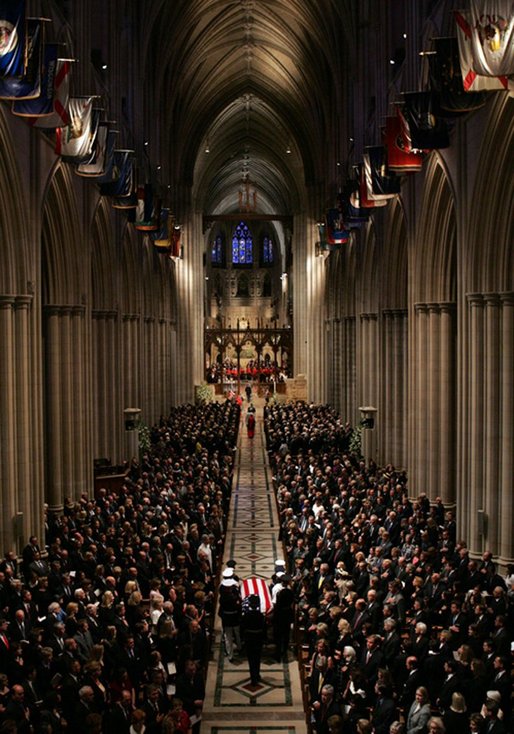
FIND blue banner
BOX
[0,0,25,78]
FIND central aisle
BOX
[201,402,308,733]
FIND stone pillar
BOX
[484,294,500,554]
[0,297,17,551]
[359,313,378,413]
[439,303,456,506]
[413,304,429,493]
[346,316,357,424]
[60,307,74,495]
[72,306,87,498]
[467,294,485,554]
[44,305,64,514]
[499,294,514,564]
[382,310,394,461]
[106,311,120,462]
[14,296,33,546]
[92,310,107,458]
[122,314,140,418]
[427,304,440,497]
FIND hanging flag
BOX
[383,112,424,172]
[22,56,71,126]
[99,150,135,197]
[92,127,118,182]
[467,1,514,77]
[76,120,109,176]
[12,42,58,116]
[400,92,450,150]
[0,0,25,78]
[454,9,513,91]
[342,190,370,227]
[134,183,160,231]
[364,146,401,200]
[151,208,171,251]
[0,18,42,99]
[358,163,388,208]
[340,182,370,224]
[112,191,137,210]
[429,37,488,114]
[326,207,350,244]
[55,97,95,162]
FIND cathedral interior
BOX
[0,0,513,568]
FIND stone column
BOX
[499,293,513,564]
[467,294,485,554]
[107,311,120,462]
[72,306,87,498]
[382,310,394,461]
[484,294,501,554]
[343,316,356,424]
[427,304,441,497]
[413,304,429,493]
[60,307,74,495]
[14,296,33,546]
[439,303,456,506]
[359,313,378,413]
[92,310,107,458]
[144,316,155,421]
[121,314,135,411]
[392,309,407,467]
[44,305,64,514]
[0,297,17,551]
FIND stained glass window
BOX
[211,235,223,265]
[232,221,253,264]
[262,235,274,264]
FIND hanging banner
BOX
[326,207,350,244]
[454,9,513,91]
[12,42,59,116]
[55,97,95,162]
[0,0,25,78]
[468,1,514,76]
[0,18,42,99]
[76,120,110,176]
[400,92,450,150]
[429,37,488,113]
[383,112,424,172]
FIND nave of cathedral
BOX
[0,0,512,650]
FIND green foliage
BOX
[349,425,362,457]
[195,383,213,405]
[138,422,151,454]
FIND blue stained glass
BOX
[212,235,223,264]
[263,235,273,263]
[232,221,253,264]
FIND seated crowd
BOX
[0,400,241,734]
[265,401,513,734]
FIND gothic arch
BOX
[381,199,407,310]
[414,154,456,303]
[91,199,117,310]
[42,164,84,305]
[0,110,29,293]
[467,95,514,293]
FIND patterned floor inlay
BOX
[202,406,307,733]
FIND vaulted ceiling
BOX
[144,0,357,217]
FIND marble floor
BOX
[201,401,308,734]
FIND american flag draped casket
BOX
[241,577,272,614]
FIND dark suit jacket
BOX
[382,631,401,666]
[372,696,396,734]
